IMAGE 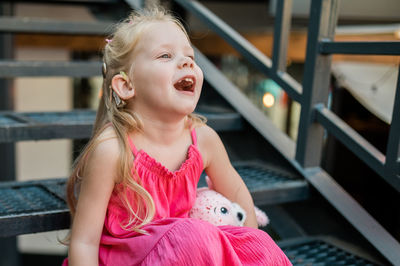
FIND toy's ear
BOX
[205,176,214,190]
[254,206,269,227]
[196,187,209,194]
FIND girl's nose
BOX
[178,56,194,69]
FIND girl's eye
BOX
[159,53,171,59]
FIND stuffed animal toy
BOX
[189,177,269,227]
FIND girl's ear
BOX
[111,72,135,100]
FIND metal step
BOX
[0,16,112,35]
[0,60,102,78]
[0,178,69,237]
[0,108,244,143]
[278,236,383,266]
[8,0,119,4]
[199,161,309,206]
[0,162,308,237]
[0,110,94,142]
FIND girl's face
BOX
[129,21,203,122]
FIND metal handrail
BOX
[319,40,400,55]
[314,105,400,191]
[293,0,400,190]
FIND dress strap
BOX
[127,135,138,156]
[191,128,198,146]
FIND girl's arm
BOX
[68,137,119,265]
[197,125,258,228]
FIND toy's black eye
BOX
[237,212,244,221]
[220,207,228,214]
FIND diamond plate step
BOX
[0,60,102,78]
[0,108,244,143]
[199,161,309,206]
[278,237,383,266]
[0,178,69,237]
[0,16,111,35]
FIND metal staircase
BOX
[0,0,399,265]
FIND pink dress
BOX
[64,129,292,266]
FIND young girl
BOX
[64,7,291,266]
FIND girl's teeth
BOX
[175,77,194,91]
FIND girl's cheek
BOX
[196,67,204,82]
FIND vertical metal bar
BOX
[0,4,19,266]
[272,0,293,136]
[385,66,400,179]
[295,0,339,167]
[0,3,15,182]
[272,0,293,73]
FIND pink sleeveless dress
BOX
[64,129,292,266]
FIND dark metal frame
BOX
[172,0,400,264]
[0,17,112,35]
[0,3,18,265]
[271,0,292,73]
[319,40,400,55]
[0,61,102,77]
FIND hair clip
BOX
[113,91,122,106]
[102,62,107,77]
[105,38,112,44]
[109,86,126,108]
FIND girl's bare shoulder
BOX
[94,126,120,157]
[195,124,220,146]
[85,127,121,180]
[194,124,224,167]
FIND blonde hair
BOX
[66,7,205,234]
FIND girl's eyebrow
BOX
[151,43,194,56]
[157,43,173,49]
[149,43,173,55]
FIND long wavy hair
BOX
[66,6,205,235]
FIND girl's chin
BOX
[176,105,197,117]
[181,107,197,116]
[176,99,199,113]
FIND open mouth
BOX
[174,76,195,92]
